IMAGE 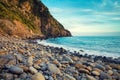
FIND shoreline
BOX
[0,36,120,80]
[37,38,120,59]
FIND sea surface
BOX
[37,36,120,58]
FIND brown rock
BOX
[92,71,100,76]
[79,68,89,74]
[107,70,113,76]
[93,68,102,73]
[19,65,29,72]
[32,72,45,80]
[75,62,85,69]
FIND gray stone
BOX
[63,55,73,63]
[94,64,105,71]
[48,76,54,80]
[8,66,23,74]
[100,72,112,80]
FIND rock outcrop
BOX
[0,0,71,39]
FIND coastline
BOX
[0,36,120,80]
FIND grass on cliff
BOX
[0,2,36,32]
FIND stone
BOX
[53,59,61,67]
[100,72,112,80]
[92,71,100,76]
[48,76,54,80]
[1,73,13,80]
[64,73,76,80]
[0,55,16,68]
[94,64,105,71]
[75,62,85,69]
[93,68,102,73]
[8,66,23,74]
[107,70,113,76]
[19,65,29,72]
[86,75,96,80]
[47,63,61,74]
[63,55,73,63]
[15,54,23,62]
[79,68,89,74]
[32,72,45,80]
[33,64,40,69]
[28,56,33,66]
[112,71,120,80]
[105,65,112,70]
[29,66,38,74]
[19,73,27,79]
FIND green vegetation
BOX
[0,2,36,31]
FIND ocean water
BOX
[37,36,120,58]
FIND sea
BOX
[37,36,120,58]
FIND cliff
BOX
[0,0,71,39]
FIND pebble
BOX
[107,70,113,76]
[28,56,33,66]
[47,63,61,74]
[100,72,112,80]
[29,66,38,74]
[79,68,89,74]
[63,55,73,63]
[32,72,45,80]
[86,75,96,80]
[91,71,100,76]
[8,66,23,74]
[94,64,105,71]
[64,73,76,80]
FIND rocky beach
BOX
[0,36,120,80]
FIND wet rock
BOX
[47,63,61,74]
[86,75,96,80]
[29,66,38,74]
[32,72,45,80]
[8,66,23,74]
[64,73,76,80]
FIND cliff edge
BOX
[0,0,71,39]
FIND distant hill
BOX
[0,0,71,39]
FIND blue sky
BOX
[41,0,120,36]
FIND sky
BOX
[41,0,120,36]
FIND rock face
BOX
[0,0,71,38]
